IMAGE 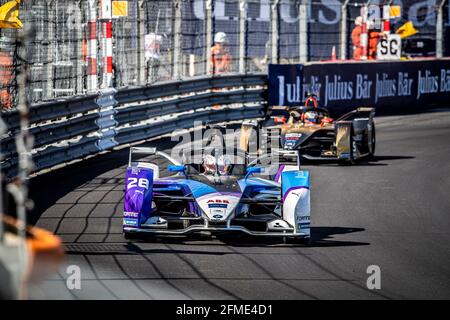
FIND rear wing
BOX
[128,147,181,167]
[337,107,375,122]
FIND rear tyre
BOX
[300,236,311,246]
[368,125,376,159]
[349,128,357,164]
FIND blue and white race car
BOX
[123,145,311,243]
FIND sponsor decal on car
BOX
[207,199,230,204]
[285,133,302,140]
[208,203,228,208]
[207,199,229,208]
[124,211,139,218]
[210,208,226,220]
[123,218,138,226]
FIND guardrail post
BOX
[340,0,350,60]
[137,1,146,85]
[436,0,446,58]
[271,0,279,64]
[75,0,84,95]
[173,0,182,79]
[45,1,55,100]
[205,0,213,75]
[100,0,113,88]
[239,0,247,73]
[299,2,308,63]
[95,88,118,151]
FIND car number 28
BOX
[127,178,150,190]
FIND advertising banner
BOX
[268,64,303,107]
[268,59,450,115]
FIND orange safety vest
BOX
[0,51,13,85]
[82,39,88,62]
[351,25,362,60]
[0,52,13,109]
[0,90,11,109]
[368,31,381,60]
[211,44,231,74]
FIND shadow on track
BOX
[63,226,368,256]
[350,155,415,167]
[295,155,415,167]
[310,226,368,247]
[214,226,369,247]
[69,226,367,249]
[64,242,229,256]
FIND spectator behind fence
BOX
[368,22,385,60]
[211,32,231,75]
[0,44,13,110]
[351,16,362,60]
[145,33,162,83]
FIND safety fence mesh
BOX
[0,0,448,109]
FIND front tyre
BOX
[286,236,311,246]
[124,232,137,240]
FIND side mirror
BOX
[168,165,185,173]
[321,117,333,125]
[245,166,262,179]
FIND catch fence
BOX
[0,0,448,108]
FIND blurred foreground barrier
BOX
[0,73,267,179]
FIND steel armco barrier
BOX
[0,73,267,179]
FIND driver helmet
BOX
[203,154,232,175]
[203,154,216,174]
[217,154,232,175]
[303,110,320,124]
[214,32,229,44]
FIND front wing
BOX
[124,194,309,238]
[123,219,309,238]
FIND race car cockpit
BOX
[270,93,334,127]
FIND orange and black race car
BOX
[257,94,376,164]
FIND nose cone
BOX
[197,193,241,221]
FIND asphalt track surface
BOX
[27,111,450,299]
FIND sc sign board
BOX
[377,34,402,60]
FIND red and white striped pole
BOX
[360,5,369,61]
[382,5,391,34]
[87,0,98,92]
[101,0,113,88]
